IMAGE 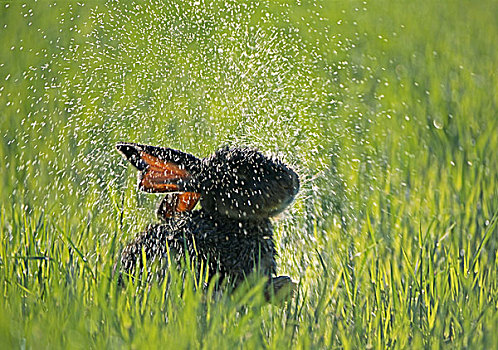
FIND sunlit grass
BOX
[0,0,497,348]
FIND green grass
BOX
[0,0,497,348]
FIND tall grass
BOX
[0,0,496,348]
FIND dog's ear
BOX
[116,142,200,193]
[157,192,201,219]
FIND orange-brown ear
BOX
[116,142,201,193]
[138,152,191,193]
[157,192,201,219]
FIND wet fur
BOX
[120,209,276,286]
[117,144,299,297]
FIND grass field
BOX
[0,0,497,348]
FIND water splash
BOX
[1,0,377,284]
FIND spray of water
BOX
[1,1,383,286]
